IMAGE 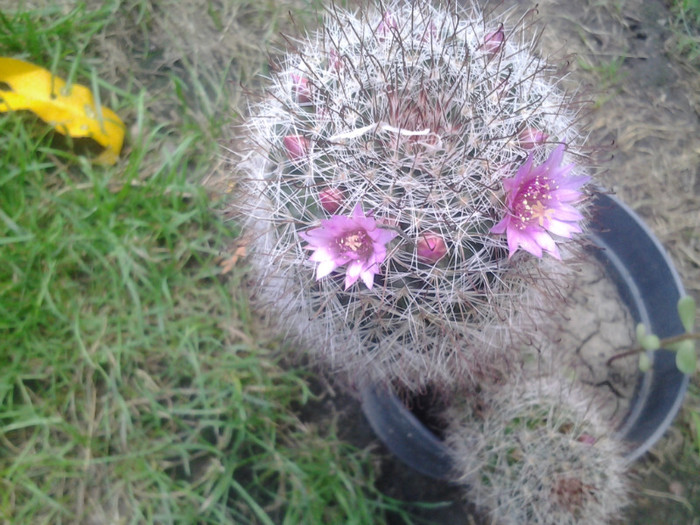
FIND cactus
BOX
[445,378,630,524]
[232,1,592,391]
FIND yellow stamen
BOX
[530,201,554,226]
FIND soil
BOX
[546,256,638,426]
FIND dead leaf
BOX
[220,244,247,274]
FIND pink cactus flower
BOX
[283,135,309,161]
[490,145,590,260]
[300,204,398,290]
[417,232,447,263]
[518,127,549,150]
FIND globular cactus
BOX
[444,378,630,525]
[233,0,592,392]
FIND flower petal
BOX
[551,188,585,202]
[300,202,396,289]
[510,227,543,258]
[351,203,365,219]
[490,216,510,234]
[551,203,584,222]
[360,267,376,289]
[557,174,590,191]
[344,260,364,289]
[531,229,561,259]
[309,247,334,262]
[547,218,582,238]
[545,144,565,168]
[316,258,338,279]
[492,144,588,260]
[375,227,398,244]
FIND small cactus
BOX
[233,1,592,391]
[445,378,630,525]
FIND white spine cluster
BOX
[445,378,630,525]
[234,1,588,391]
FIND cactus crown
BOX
[235,0,591,390]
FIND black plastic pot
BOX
[360,191,690,480]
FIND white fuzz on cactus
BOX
[233,1,592,391]
[444,378,630,525]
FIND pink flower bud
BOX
[291,73,312,104]
[417,232,447,263]
[329,49,343,72]
[283,135,309,161]
[377,11,397,38]
[421,22,437,43]
[518,128,549,150]
[482,27,505,55]
[577,434,596,445]
[319,187,344,213]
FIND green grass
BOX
[576,55,626,108]
[667,0,700,68]
[0,2,417,523]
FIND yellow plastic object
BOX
[0,57,124,164]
